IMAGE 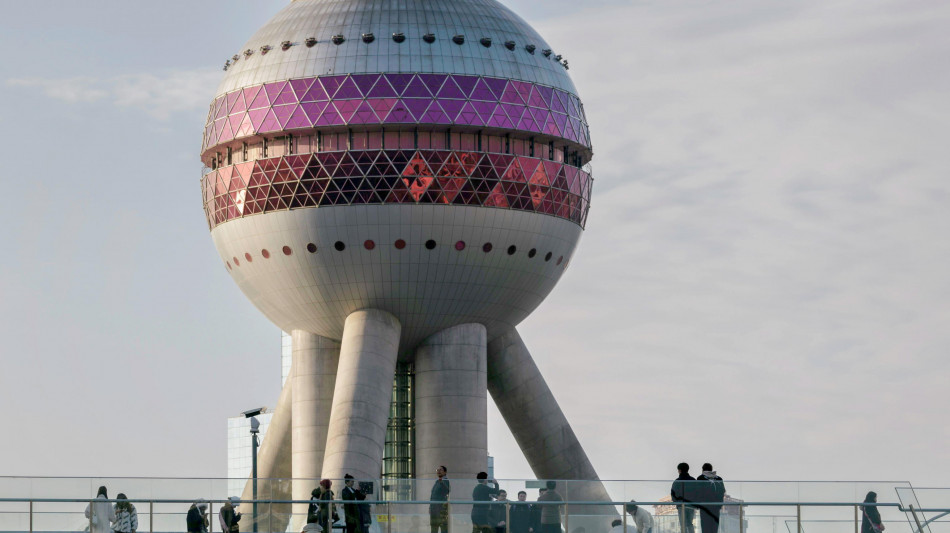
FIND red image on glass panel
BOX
[394,239,406,249]
[282,246,293,256]
[262,249,271,258]
[364,240,376,250]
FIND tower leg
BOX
[322,309,402,481]
[291,331,340,529]
[415,323,488,481]
[487,327,616,522]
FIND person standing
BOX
[537,482,562,533]
[113,493,139,533]
[187,501,210,533]
[219,497,242,533]
[624,501,654,533]
[696,464,725,533]
[85,486,116,533]
[342,475,363,533]
[509,492,532,533]
[529,489,546,533]
[671,463,696,533]
[429,466,451,533]
[471,473,501,533]
[861,492,885,533]
[492,490,509,533]
[315,480,338,533]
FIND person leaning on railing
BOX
[624,501,654,533]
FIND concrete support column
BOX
[291,330,340,529]
[322,309,401,481]
[487,327,615,523]
[415,323,488,481]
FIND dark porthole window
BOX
[282,246,293,256]
[557,256,563,265]
[394,239,406,250]
[425,239,437,250]
[306,243,317,253]
[507,245,517,255]
[544,252,552,262]
[334,241,346,251]
[364,240,376,250]
[482,242,493,253]
[455,240,466,251]
[233,256,240,266]
[528,248,537,258]
[261,249,271,258]
[245,253,253,262]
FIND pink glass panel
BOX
[419,74,448,96]
[367,77,398,98]
[384,73,414,96]
[436,77,466,99]
[453,76,478,98]
[351,74,380,97]
[403,75,431,98]
[334,76,362,99]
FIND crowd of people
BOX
[82,465,887,533]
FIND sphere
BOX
[200,0,594,353]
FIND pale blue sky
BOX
[0,0,948,486]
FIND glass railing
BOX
[0,478,946,533]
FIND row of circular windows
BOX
[226,239,565,269]
[224,34,568,71]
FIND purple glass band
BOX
[202,73,591,153]
[202,150,592,229]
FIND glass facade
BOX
[201,73,591,154]
[383,363,415,499]
[201,150,591,229]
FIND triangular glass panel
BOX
[367,76,398,98]
[422,101,451,123]
[537,85,555,109]
[273,82,298,105]
[248,108,269,132]
[453,75,479,98]
[230,90,248,114]
[301,81,329,102]
[527,85,546,108]
[403,75,432,98]
[290,78,315,100]
[349,100,380,124]
[334,99,362,123]
[264,82,287,104]
[284,105,310,130]
[472,101,496,123]
[384,73,414,96]
[499,82,522,104]
[319,75,347,99]
[436,77,466,99]
[441,99,467,122]
[259,109,281,132]
[501,103,525,123]
[385,101,414,123]
[470,78,496,101]
[419,74,448,96]
[273,104,296,128]
[317,103,343,126]
[404,99,431,121]
[301,101,328,124]
[334,76,362,99]
[350,74,380,97]
[369,98,397,118]
[485,182,509,207]
[488,106,512,129]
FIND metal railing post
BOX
[90,499,94,533]
[29,500,33,533]
[150,500,154,533]
[505,502,510,533]
[796,504,802,533]
[680,503,686,533]
[447,501,451,533]
[738,503,744,533]
[855,504,859,533]
[387,502,392,533]
[622,502,627,533]
[910,505,924,533]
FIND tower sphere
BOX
[200,0,594,353]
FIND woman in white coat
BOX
[85,486,116,533]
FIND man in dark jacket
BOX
[671,463,697,533]
[529,489,547,533]
[696,464,726,533]
[491,490,509,533]
[471,472,501,533]
[342,474,363,533]
[430,466,451,533]
[186,501,209,533]
[509,491,533,533]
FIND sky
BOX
[0,0,948,489]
